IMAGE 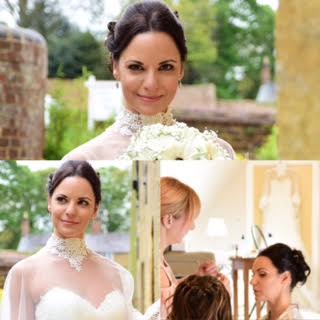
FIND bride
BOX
[251,243,311,320]
[63,0,234,160]
[1,161,141,320]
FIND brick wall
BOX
[0,25,47,159]
[174,100,276,156]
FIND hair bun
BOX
[291,249,311,285]
[108,21,116,33]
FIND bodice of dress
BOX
[1,234,138,320]
[35,288,127,320]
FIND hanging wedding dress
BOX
[62,108,235,160]
[259,164,303,249]
[1,234,142,320]
[259,164,319,312]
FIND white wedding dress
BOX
[259,174,302,249]
[62,108,235,160]
[1,234,142,320]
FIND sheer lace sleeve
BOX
[117,263,144,320]
[1,261,35,320]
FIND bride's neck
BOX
[267,293,291,320]
[115,107,175,136]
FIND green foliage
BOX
[0,161,53,249]
[99,167,132,232]
[209,0,276,99]
[48,30,108,79]
[0,162,131,249]
[165,0,275,99]
[165,0,217,83]
[255,126,279,160]
[44,77,113,160]
[1,0,109,80]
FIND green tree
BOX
[165,0,217,83]
[0,0,104,36]
[99,167,131,232]
[0,162,54,249]
[1,0,109,79]
[208,0,275,99]
[48,30,108,79]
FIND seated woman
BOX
[1,161,141,320]
[251,243,311,320]
[63,0,234,160]
[167,274,232,320]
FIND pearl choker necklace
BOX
[114,108,176,136]
[45,234,89,272]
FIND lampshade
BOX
[207,217,228,237]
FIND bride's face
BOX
[112,31,184,116]
[48,176,98,239]
[251,256,290,304]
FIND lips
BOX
[137,94,163,102]
[61,219,79,225]
[253,289,261,296]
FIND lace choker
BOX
[114,108,176,136]
[45,234,89,272]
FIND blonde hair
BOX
[161,177,201,221]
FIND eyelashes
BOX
[55,196,89,207]
[56,196,67,203]
[127,64,175,72]
[128,64,143,71]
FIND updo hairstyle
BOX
[258,243,311,289]
[48,160,101,205]
[168,274,232,320]
[105,0,187,64]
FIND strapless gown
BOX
[35,288,128,320]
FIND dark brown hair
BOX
[48,161,101,204]
[168,275,232,320]
[258,243,311,289]
[105,0,187,64]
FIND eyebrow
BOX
[79,197,92,202]
[159,59,178,64]
[55,194,92,202]
[256,268,268,272]
[126,59,178,65]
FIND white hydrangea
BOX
[120,122,231,160]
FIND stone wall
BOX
[0,25,47,159]
[277,0,320,159]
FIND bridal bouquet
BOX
[120,122,231,160]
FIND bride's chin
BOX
[126,103,168,116]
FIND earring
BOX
[116,81,119,89]
[178,81,181,87]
